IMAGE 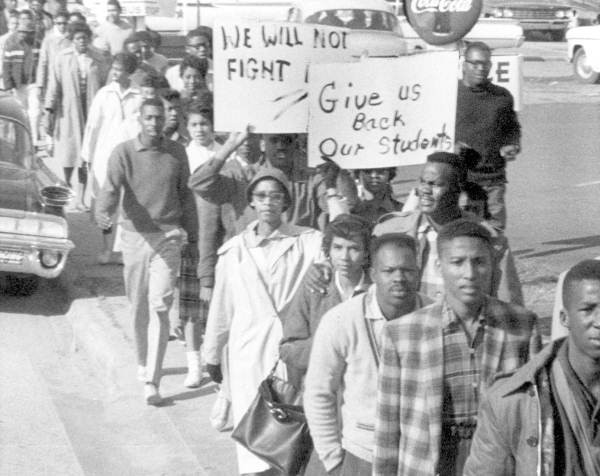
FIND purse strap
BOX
[362,295,381,367]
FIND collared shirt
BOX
[441,301,487,424]
[74,49,89,80]
[186,140,221,173]
[335,270,367,302]
[365,283,388,351]
[245,222,308,284]
[417,217,445,300]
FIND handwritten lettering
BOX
[227,58,291,81]
[313,28,348,49]
[261,25,303,47]
[221,25,252,50]
[318,81,385,114]
[352,111,405,131]
[378,124,453,154]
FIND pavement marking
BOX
[575,180,600,187]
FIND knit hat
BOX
[246,168,293,212]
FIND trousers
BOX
[480,181,506,231]
[121,228,183,385]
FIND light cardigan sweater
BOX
[304,285,430,471]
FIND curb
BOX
[64,269,138,397]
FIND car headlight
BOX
[555,10,565,18]
[492,8,503,17]
[39,249,61,268]
[503,8,514,18]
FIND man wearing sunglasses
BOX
[456,41,521,232]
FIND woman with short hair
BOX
[204,162,324,476]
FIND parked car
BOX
[567,25,600,83]
[0,93,74,295]
[485,1,598,41]
[286,0,407,57]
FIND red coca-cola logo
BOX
[404,0,482,46]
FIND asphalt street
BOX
[0,272,237,476]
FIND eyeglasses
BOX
[252,192,286,202]
[464,59,491,68]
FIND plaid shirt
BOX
[441,304,486,425]
[373,296,541,476]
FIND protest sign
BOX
[213,20,353,133]
[490,55,523,111]
[308,51,458,169]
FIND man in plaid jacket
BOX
[373,219,541,476]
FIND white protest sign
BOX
[490,55,523,111]
[214,21,353,133]
[308,51,459,169]
[458,54,523,111]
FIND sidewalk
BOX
[62,211,238,475]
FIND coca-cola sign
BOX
[404,0,482,45]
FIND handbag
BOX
[231,362,313,475]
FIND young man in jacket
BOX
[373,219,541,476]
[372,151,523,305]
[465,259,600,476]
[304,233,431,475]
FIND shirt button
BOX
[436,292,442,297]
[526,436,538,447]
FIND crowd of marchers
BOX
[7,2,599,474]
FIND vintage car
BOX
[0,93,74,295]
[567,25,600,83]
[485,1,598,41]
[286,0,408,57]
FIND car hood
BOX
[567,25,600,40]
[0,161,41,212]
[346,30,407,57]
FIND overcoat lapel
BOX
[238,239,280,316]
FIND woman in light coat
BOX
[204,163,323,476]
[44,21,109,210]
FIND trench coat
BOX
[204,221,323,474]
[45,47,109,168]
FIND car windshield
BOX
[305,9,398,31]
[0,116,32,168]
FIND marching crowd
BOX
[7,1,600,474]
